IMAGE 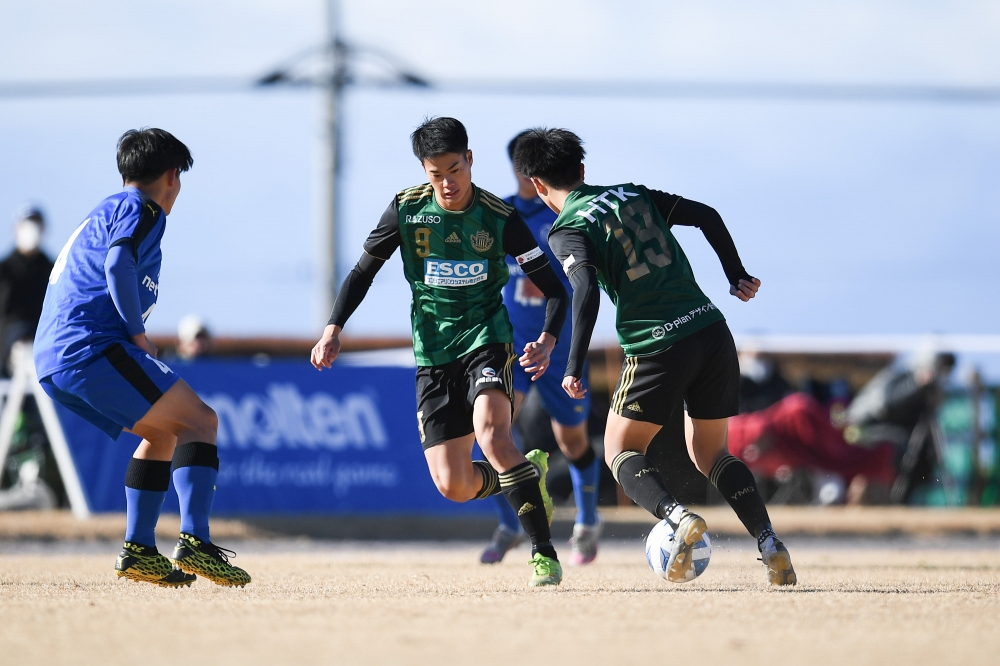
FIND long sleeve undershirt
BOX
[565,265,600,379]
[104,244,145,336]
[646,190,754,287]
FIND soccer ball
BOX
[645,518,712,583]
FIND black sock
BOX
[569,445,596,469]
[709,454,772,538]
[500,462,557,560]
[611,451,681,525]
[472,460,501,499]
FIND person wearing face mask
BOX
[0,206,54,376]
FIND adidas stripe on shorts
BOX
[610,320,740,425]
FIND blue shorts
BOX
[39,342,181,440]
[512,330,591,427]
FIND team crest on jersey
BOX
[469,230,494,253]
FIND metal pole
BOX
[320,0,343,322]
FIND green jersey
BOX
[549,183,725,356]
[363,184,531,366]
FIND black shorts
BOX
[610,320,739,425]
[415,343,516,449]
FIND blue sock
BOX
[123,458,171,548]
[493,493,522,532]
[569,446,601,526]
[172,442,219,542]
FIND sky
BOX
[1,1,998,348]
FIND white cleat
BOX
[759,532,797,586]
[568,517,603,566]
[665,509,708,583]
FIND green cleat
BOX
[170,533,252,588]
[116,541,196,587]
[528,552,563,587]
[525,449,554,525]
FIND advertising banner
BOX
[57,357,490,515]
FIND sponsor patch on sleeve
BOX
[562,254,576,273]
[515,246,544,265]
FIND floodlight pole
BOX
[321,0,345,322]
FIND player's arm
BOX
[311,198,401,370]
[547,229,600,399]
[647,188,761,302]
[106,200,159,356]
[502,210,569,380]
[104,243,156,357]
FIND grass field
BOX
[2,533,999,665]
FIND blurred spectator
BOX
[177,314,213,360]
[0,206,54,376]
[738,349,792,413]
[845,350,956,502]
[726,393,896,505]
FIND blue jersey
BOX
[502,195,572,337]
[34,188,165,379]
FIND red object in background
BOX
[728,393,896,485]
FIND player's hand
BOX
[730,277,761,302]
[132,333,157,358]
[520,332,556,380]
[562,376,587,399]
[311,324,342,370]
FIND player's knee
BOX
[477,427,514,456]
[434,476,471,502]
[191,402,218,438]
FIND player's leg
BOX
[481,391,526,564]
[132,387,251,587]
[683,322,796,586]
[417,361,505,503]
[473,387,561,586]
[423,433,483,501]
[554,419,602,564]
[605,347,709,582]
[38,349,196,587]
[605,411,706,581]
[128,375,250,587]
[537,365,601,564]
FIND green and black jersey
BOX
[548,183,753,376]
[340,184,566,367]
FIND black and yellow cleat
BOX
[170,533,251,587]
[116,541,197,587]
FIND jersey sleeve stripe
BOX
[479,191,514,216]
[397,184,434,203]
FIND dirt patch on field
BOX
[1,539,998,665]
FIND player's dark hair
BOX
[410,117,468,161]
[117,128,193,184]
[513,128,586,190]
[507,130,532,162]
